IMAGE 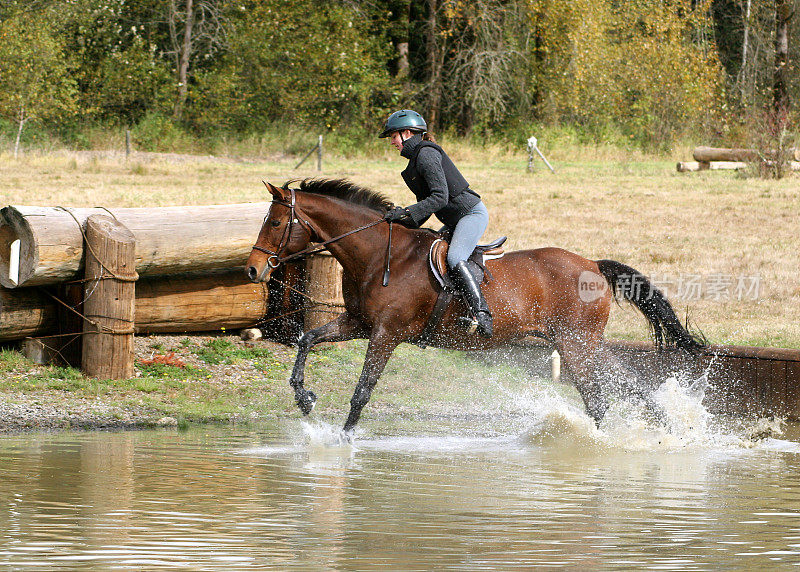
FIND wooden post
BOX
[317,134,323,171]
[261,261,307,345]
[81,215,137,379]
[125,129,131,158]
[304,252,344,333]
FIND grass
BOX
[1,144,797,348]
[0,336,545,427]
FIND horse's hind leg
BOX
[289,312,365,415]
[555,335,609,424]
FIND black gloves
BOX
[384,206,416,227]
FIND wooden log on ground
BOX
[679,160,800,172]
[677,161,748,172]
[0,202,269,288]
[0,271,269,341]
[304,252,344,332]
[677,161,708,172]
[81,215,137,379]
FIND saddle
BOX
[429,236,507,289]
[415,236,506,348]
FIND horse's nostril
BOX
[247,266,258,281]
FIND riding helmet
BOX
[378,110,427,138]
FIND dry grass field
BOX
[1,144,798,348]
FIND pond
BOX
[2,380,800,570]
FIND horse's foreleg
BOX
[289,312,365,415]
[342,332,398,435]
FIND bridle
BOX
[251,186,390,271]
[250,187,316,269]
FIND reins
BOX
[251,186,394,285]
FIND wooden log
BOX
[134,271,268,333]
[0,287,56,339]
[304,252,344,332]
[0,202,270,288]
[81,215,137,379]
[693,146,759,162]
[677,161,748,172]
[692,146,800,162]
[0,271,269,341]
[709,161,749,170]
[676,161,708,172]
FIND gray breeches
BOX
[447,201,489,268]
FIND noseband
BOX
[250,186,388,270]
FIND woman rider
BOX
[379,109,492,338]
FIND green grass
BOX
[192,338,278,365]
[0,338,550,428]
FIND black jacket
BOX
[400,135,480,229]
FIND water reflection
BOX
[1,421,800,570]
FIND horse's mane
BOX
[287,178,393,213]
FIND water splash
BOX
[300,419,358,451]
[512,369,797,453]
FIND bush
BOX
[131,112,193,153]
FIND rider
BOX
[379,109,492,338]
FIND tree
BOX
[773,0,794,112]
[0,14,77,157]
[190,0,390,133]
[167,0,228,119]
[443,0,526,132]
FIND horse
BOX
[246,178,703,435]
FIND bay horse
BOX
[246,178,703,435]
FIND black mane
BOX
[286,178,393,213]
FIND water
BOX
[2,377,800,570]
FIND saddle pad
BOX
[429,238,505,289]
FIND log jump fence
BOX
[677,146,800,173]
[0,202,797,419]
[0,204,340,377]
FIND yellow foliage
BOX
[528,0,725,146]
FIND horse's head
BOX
[246,182,314,283]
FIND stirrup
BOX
[458,315,478,334]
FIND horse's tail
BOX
[596,259,705,353]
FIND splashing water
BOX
[301,419,358,451]
[512,368,796,453]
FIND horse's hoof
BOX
[340,429,354,444]
[296,390,317,415]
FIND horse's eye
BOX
[270,220,281,228]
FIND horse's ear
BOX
[263,181,289,201]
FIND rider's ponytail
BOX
[423,132,437,144]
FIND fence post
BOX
[527,136,555,173]
[317,134,323,171]
[81,214,137,379]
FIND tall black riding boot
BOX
[450,261,493,338]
